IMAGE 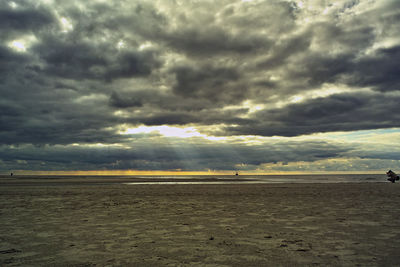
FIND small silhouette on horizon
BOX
[387,170,399,183]
[235,171,239,176]
[10,172,13,176]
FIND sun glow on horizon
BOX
[6,169,384,176]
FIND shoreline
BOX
[0,173,387,186]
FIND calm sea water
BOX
[125,174,386,184]
[1,174,388,185]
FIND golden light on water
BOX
[9,168,383,176]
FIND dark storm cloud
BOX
[109,91,144,108]
[108,87,252,126]
[0,138,351,171]
[256,33,312,69]
[0,104,126,145]
[0,4,54,39]
[160,26,271,56]
[284,44,400,94]
[349,46,400,92]
[1,0,400,172]
[220,93,400,137]
[0,45,31,76]
[288,53,354,88]
[32,37,162,81]
[109,89,224,112]
[136,0,293,56]
[0,78,122,145]
[171,64,245,103]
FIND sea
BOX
[0,174,390,185]
[123,174,386,184]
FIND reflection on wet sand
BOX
[124,181,263,185]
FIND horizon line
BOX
[1,170,385,176]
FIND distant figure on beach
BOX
[386,170,399,183]
[235,171,238,176]
[10,172,13,176]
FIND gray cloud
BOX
[0,3,55,40]
[349,46,400,92]
[0,138,351,171]
[32,37,162,81]
[171,64,244,103]
[1,0,400,172]
[220,93,400,137]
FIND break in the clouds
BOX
[1,0,400,173]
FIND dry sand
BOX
[1,177,400,266]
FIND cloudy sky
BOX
[1,0,400,174]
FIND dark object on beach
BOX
[386,170,400,183]
[235,171,238,176]
[10,172,13,176]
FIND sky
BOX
[1,0,400,174]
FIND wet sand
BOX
[1,179,400,266]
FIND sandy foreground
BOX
[1,177,400,266]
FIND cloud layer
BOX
[1,0,400,172]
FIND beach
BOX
[1,177,400,266]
